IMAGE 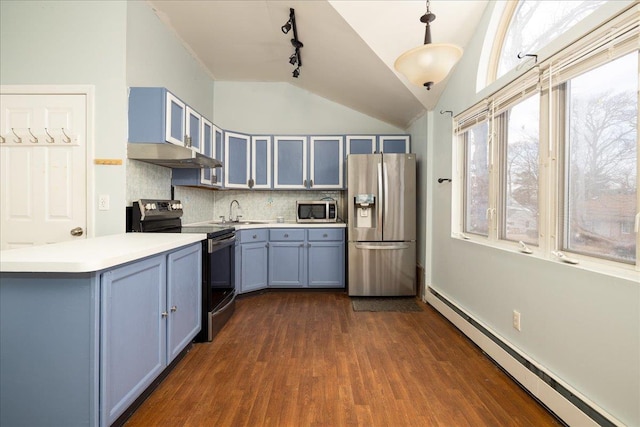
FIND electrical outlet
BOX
[512,310,521,331]
[98,195,110,211]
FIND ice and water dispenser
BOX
[353,194,376,228]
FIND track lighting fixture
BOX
[282,8,303,79]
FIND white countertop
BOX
[0,233,206,273]
[188,220,347,230]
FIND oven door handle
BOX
[208,234,236,253]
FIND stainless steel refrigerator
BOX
[347,153,416,296]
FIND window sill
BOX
[452,233,640,283]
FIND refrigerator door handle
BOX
[377,161,383,231]
[355,243,410,250]
[383,161,389,225]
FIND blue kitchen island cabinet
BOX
[0,237,202,427]
[236,229,269,293]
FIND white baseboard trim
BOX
[425,286,624,427]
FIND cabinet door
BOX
[212,125,224,187]
[308,242,345,287]
[346,135,376,155]
[164,91,186,146]
[274,136,307,189]
[240,242,269,293]
[310,136,344,189]
[379,135,410,153]
[200,118,214,185]
[251,136,272,189]
[269,242,305,287]
[225,131,250,189]
[167,243,202,363]
[101,255,166,427]
[185,106,201,152]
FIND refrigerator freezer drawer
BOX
[348,241,416,296]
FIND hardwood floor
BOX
[125,291,562,426]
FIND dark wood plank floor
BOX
[125,291,561,426]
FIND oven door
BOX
[197,233,236,342]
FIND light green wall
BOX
[428,2,639,425]
[0,0,128,236]
[213,81,403,134]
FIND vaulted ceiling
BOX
[148,0,489,129]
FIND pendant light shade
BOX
[394,1,462,90]
[394,43,463,89]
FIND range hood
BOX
[127,143,223,169]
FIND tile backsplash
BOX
[126,160,344,225]
[211,190,345,224]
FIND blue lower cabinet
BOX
[307,228,345,288]
[236,229,269,293]
[268,229,305,287]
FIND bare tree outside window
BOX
[497,0,605,79]
[465,122,490,236]
[504,95,540,244]
[565,53,638,263]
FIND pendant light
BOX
[394,0,463,90]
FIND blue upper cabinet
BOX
[185,106,201,152]
[309,136,344,189]
[251,136,272,189]
[346,135,410,155]
[200,118,214,185]
[212,125,224,187]
[346,135,376,155]
[274,136,308,189]
[225,131,251,189]
[129,87,186,146]
[379,135,410,153]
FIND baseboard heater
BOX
[426,286,621,427]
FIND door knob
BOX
[70,227,84,237]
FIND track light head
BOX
[289,53,298,65]
[291,39,304,49]
[281,21,291,34]
[292,67,300,78]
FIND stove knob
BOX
[144,203,152,210]
[172,203,178,210]
[178,203,183,209]
[151,203,157,210]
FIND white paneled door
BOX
[0,93,87,249]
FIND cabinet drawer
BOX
[308,228,344,242]
[269,229,305,242]
[237,229,269,243]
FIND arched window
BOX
[486,0,606,85]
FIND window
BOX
[454,4,639,273]
[464,122,490,236]
[563,53,638,263]
[502,94,540,245]
[489,0,606,84]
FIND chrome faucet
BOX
[229,199,241,222]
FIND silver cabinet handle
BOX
[284,233,289,238]
[170,305,177,312]
[161,311,169,318]
[323,233,328,238]
[303,179,307,187]
[253,234,258,239]
[70,227,84,237]
[310,179,313,187]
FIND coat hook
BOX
[45,128,55,143]
[517,52,538,63]
[440,110,453,117]
[438,178,452,183]
[61,128,71,143]
[27,128,39,143]
[11,128,22,143]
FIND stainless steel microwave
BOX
[296,200,338,223]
